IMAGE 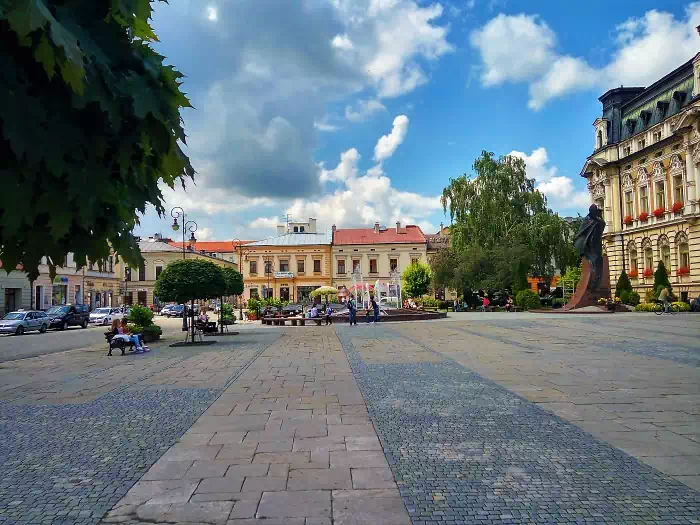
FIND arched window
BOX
[628,242,638,272]
[293,226,299,232]
[658,235,670,271]
[642,238,653,272]
[676,232,690,271]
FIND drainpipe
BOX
[617,164,626,274]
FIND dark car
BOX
[46,304,89,330]
[166,304,185,318]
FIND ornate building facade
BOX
[581,54,700,301]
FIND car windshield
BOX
[94,308,111,314]
[3,313,25,320]
[46,306,69,315]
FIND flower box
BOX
[672,201,684,214]
[643,268,653,278]
[629,269,639,278]
[623,215,633,226]
[652,207,665,218]
[639,212,649,221]
[676,266,690,276]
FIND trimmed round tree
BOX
[653,261,672,298]
[220,267,244,332]
[402,262,432,299]
[614,270,633,299]
[154,259,226,342]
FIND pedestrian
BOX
[348,294,357,325]
[371,297,379,323]
[325,304,333,325]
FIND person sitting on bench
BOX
[119,318,148,352]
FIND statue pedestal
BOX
[563,256,611,311]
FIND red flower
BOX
[623,215,633,225]
[676,266,690,276]
[629,269,639,278]
[653,207,665,218]
[643,268,653,278]
[672,201,684,213]
[639,211,649,221]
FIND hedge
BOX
[515,290,541,311]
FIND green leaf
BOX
[6,0,52,37]
[58,57,84,94]
[34,34,55,78]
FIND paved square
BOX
[0,314,698,524]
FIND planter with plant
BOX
[672,201,684,214]
[628,269,639,278]
[623,215,633,226]
[643,268,653,278]
[676,266,690,276]
[639,211,649,222]
[652,207,665,218]
[127,305,162,343]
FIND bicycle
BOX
[653,301,680,315]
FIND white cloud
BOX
[332,34,354,50]
[206,6,217,21]
[320,148,360,183]
[345,98,387,122]
[249,217,279,229]
[196,227,214,241]
[471,4,700,110]
[374,115,409,162]
[509,148,589,212]
[314,115,340,132]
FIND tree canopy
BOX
[221,267,244,297]
[154,259,226,304]
[0,0,194,280]
[401,261,431,298]
[433,151,577,294]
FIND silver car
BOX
[0,310,49,335]
[89,307,125,326]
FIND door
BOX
[280,287,290,302]
[138,291,147,305]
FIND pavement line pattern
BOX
[336,324,700,524]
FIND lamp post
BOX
[170,207,198,260]
[232,238,248,320]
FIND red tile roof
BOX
[333,225,426,245]
[169,240,255,252]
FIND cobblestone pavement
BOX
[0,330,281,524]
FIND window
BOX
[625,191,634,217]
[679,242,690,269]
[639,185,649,213]
[411,257,419,265]
[352,260,361,273]
[655,181,665,209]
[264,260,272,274]
[390,258,398,272]
[299,226,305,232]
[596,130,602,149]
[138,263,146,281]
[297,259,305,274]
[108,256,114,272]
[653,131,661,142]
[645,247,653,271]
[280,286,290,302]
[661,245,671,270]
[623,146,631,157]
[337,259,346,274]
[629,247,638,271]
[279,260,289,272]
[369,259,377,273]
[637,139,645,150]
[155,265,163,279]
[293,226,299,232]
[313,259,321,273]
[673,175,684,204]
[249,261,257,274]
[250,288,259,298]
[125,267,132,281]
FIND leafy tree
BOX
[402,261,431,298]
[653,261,671,297]
[154,260,226,304]
[615,270,633,299]
[221,268,244,297]
[1,1,194,280]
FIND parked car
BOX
[0,310,49,335]
[88,307,125,326]
[160,304,175,316]
[46,304,89,330]
[165,304,185,318]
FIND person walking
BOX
[658,285,673,313]
[371,297,379,323]
[348,294,357,326]
[325,305,333,325]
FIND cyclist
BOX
[658,285,673,313]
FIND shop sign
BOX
[53,276,69,284]
[86,281,95,287]
[274,271,294,279]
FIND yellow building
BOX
[116,235,237,307]
[242,219,332,302]
[580,53,700,301]
[331,222,427,295]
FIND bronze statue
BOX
[574,204,606,291]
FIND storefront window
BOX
[250,288,259,298]
[280,286,290,301]
[52,284,68,306]
[297,286,314,301]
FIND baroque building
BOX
[581,54,700,301]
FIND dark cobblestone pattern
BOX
[0,333,279,525]
[453,319,700,367]
[336,325,700,524]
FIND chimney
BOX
[332,224,336,233]
[396,221,405,234]
[374,222,380,234]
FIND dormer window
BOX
[293,226,299,232]
[596,131,603,149]
[626,119,637,134]
[637,139,645,151]
[299,226,305,232]
[639,110,651,126]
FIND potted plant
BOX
[652,207,665,218]
[628,269,639,279]
[672,201,684,214]
[676,266,690,276]
[623,215,633,226]
[639,211,649,222]
[127,304,162,343]
[643,268,653,278]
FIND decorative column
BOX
[686,143,698,212]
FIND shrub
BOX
[515,290,540,311]
[128,305,154,327]
[615,270,633,298]
[620,291,640,306]
[645,288,658,303]
[653,261,671,291]
[420,296,440,308]
[438,301,450,310]
[247,297,263,317]
[552,298,565,309]
[634,303,655,312]
[221,304,235,325]
[673,301,690,312]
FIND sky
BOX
[135,0,699,242]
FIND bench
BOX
[289,317,306,326]
[195,320,218,334]
[105,332,135,356]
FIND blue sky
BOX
[135,0,697,242]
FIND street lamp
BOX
[232,238,248,320]
[171,206,198,260]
